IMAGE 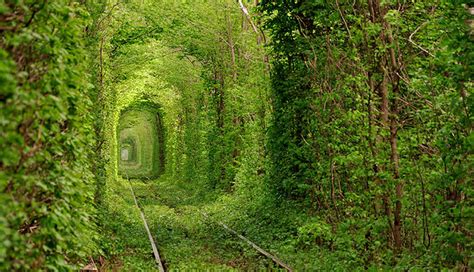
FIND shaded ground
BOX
[99,176,282,271]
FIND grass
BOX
[99,175,283,271]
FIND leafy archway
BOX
[117,102,165,178]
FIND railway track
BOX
[126,177,165,272]
[126,177,293,271]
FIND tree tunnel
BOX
[120,136,137,163]
[117,102,165,179]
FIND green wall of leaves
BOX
[0,1,98,270]
[260,0,473,268]
[1,0,471,270]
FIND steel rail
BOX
[173,195,293,271]
[126,176,165,272]
[128,177,293,271]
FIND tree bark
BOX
[99,36,104,89]
[226,13,237,81]
[237,0,261,44]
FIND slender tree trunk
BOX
[237,0,261,44]
[99,36,104,89]
[368,0,404,250]
[384,16,404,251]
[226,13,237,81]
[214,68,226,182]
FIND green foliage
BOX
[0,1,98,270]
[117,105,164,178]
[297,219,333,248]
[96,0,472,270]
[2,0,471,270]
[260,0,473,269]
[110,22,163,57]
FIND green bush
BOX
[0,1,98,270]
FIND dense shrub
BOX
[0,2,97,270]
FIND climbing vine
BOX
[260,0,472,268]
[0,1,97,270]
[1,0,471,270]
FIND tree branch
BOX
[237,0,266,44]
[408,21,435,57]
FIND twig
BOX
[335,0,352,40]
[237,0,259,35]
[408,21,435,57]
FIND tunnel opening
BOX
[117,101,165,179]
[121,136,137,162]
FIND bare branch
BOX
[335,0,352,40]
[237,0,266,44]
[408,21,435,57]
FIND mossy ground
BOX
[99,175,283,271]
[98,165,431,271]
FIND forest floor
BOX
[99,176,283,271]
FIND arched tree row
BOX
[0,0,471,270]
